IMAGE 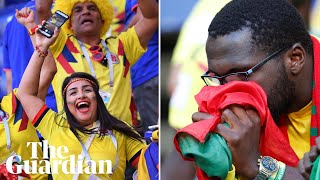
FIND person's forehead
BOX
[206,28,255,59]
[68,79,92,89]
[206,28,267,72]
[73,1,97,9]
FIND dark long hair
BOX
[61,72,142,141]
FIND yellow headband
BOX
[52,0,114,37]
[63,78,97,96]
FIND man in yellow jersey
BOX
[35,0,158,125]
[189,0,320,179]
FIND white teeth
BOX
[77,102,89,108]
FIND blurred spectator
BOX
[2,0,57,111]
[167,0,230,129]
[289,0,320,36]
[126,0,159,133]
[310,0,320,36]
[109,0,126,36]
[0,2,28,99]
[162,1,230,179]
[5,0,29,6]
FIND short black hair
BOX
[208,0,313,54]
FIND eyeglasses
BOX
[89,45,108,67]
[201,46,289,86]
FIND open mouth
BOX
[76,101,90,112]
[81,19,93,24]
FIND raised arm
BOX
[125,7,142,30]
[35,0,53,22]
[137,0,158,18]
[15,8,57,101]
[133,0,158,48]
[38,52,57,101]
[16,8,59,121]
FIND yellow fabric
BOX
[225,165,237,180]
[168,0,231,129]
[137,146,150,179]
[152,130,159,140]
[287,101,311,159]
[0,90,47,180]
[50,27,146,125]
[34,107,146,179]
[110,0,126,36]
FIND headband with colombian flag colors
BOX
[63,78,98,96]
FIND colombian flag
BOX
[137,130,159,180]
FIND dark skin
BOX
[299,137,320,179]
[193,27,313,179]
[289,0,311,28]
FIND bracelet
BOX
[275,161,286,180]
[35,46,48,58]
[28,26,38,35]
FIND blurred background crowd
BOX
[0,0,31,98]
[0,0,320,178]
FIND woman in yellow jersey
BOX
[15,8,146,179]
[0,92,48,180]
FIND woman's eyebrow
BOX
[67,87,77,93]
[81,84,93,89]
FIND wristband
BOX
[35,46,48,58]
[275,161,286,180]
[268,161,286,180]
[28,26,38,35]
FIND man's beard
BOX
[267,67,295,124]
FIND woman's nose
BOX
[77,91,86,99]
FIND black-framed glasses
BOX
[201,46,290,86]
